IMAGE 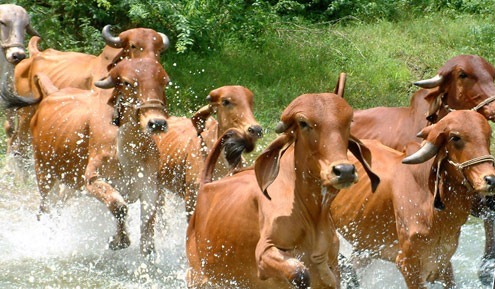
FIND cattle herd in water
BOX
[2,3,495,289]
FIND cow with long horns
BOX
[6,58,169,257]
[332,110,495,288]
[350,54,495,285]
[8,25,169,183]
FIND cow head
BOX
[102,25,169,69]
[0,4,40,64]
[415,55,495,121]
[255,93,379,199]
[192,85,263,151]
[403,110,495,208]
[95,58,169,134]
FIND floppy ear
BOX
[422,87,443,123]
[255,133,294,200]
[348,136,380,192]
[191,105,213,135]
[201,128,245,185]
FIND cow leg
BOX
[396,242,428,289]
[437,261,455,289]
[87,178,129,250]
[139,186,158,258]
[8,107,35,183]
[33,158,55,220]
[256,246,310,288]
[480,219,495,285]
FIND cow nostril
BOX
[12,52,26,62]
[332,164,356,178]
[147,119,168,132]
[485,175,495,190]
[248,125,263,138]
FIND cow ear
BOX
[255,133,294,200]
[191,105,213,135]
[348,136,380,192]
[422,87,443,122]
[201,128,245,185]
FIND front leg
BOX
[256,244,310,288]
[396,239,428,289]
[480,219,495,286]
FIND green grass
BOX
[164,12,495,137]
[3,11,495,155]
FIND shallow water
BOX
[0,169,491,289]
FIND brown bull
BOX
[350,54,495,284]
[351,54,495,148]
[0,4,40,107]
[16,58,169,257]
[7,25,169,182]
[153,85,262,218]
[332,110,495,288]
[186,90,379,288]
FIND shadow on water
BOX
[0,165,492,288]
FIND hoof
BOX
[291,267,310,289]
[479,257,495,286]
[109,233,131,250]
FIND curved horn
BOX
[26,23,41,37]
[94,76,115,89]
[275,121,287,133]
[102,25,122,48]
[158,33,170,51]
[414,74,443,89]
[402,142,439,164]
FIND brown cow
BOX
[0,4,40,107]
[186,91,379,288]
[15,58,169,257]
[7,25,169,183]
[350,54,495,284]
[153,85,262,218]
[332,110,495,288]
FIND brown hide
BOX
[8,27,168,182]
[187,93,378,288]
[351,54,495,151]
[332,110,495,288]
[31,58,168,256]
[153,85,262,218]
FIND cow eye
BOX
[450,135,461,142]
[298,120,310,129]
[459,71,468,79]
[221,99,231,106]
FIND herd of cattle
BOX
[3,4,495,289]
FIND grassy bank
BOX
[164,12,495,142]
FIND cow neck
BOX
[429,153,484,216]
[287,145,333,222]
[0,47,16,97]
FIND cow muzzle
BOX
[247,124,263,139]
[321,161,358,189]
[4,46,26,64]
[482,175,495,195]
[147,118,168,133]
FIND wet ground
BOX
[0,167,491,289]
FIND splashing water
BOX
[0,168,492,288]
[0,171,188,289]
